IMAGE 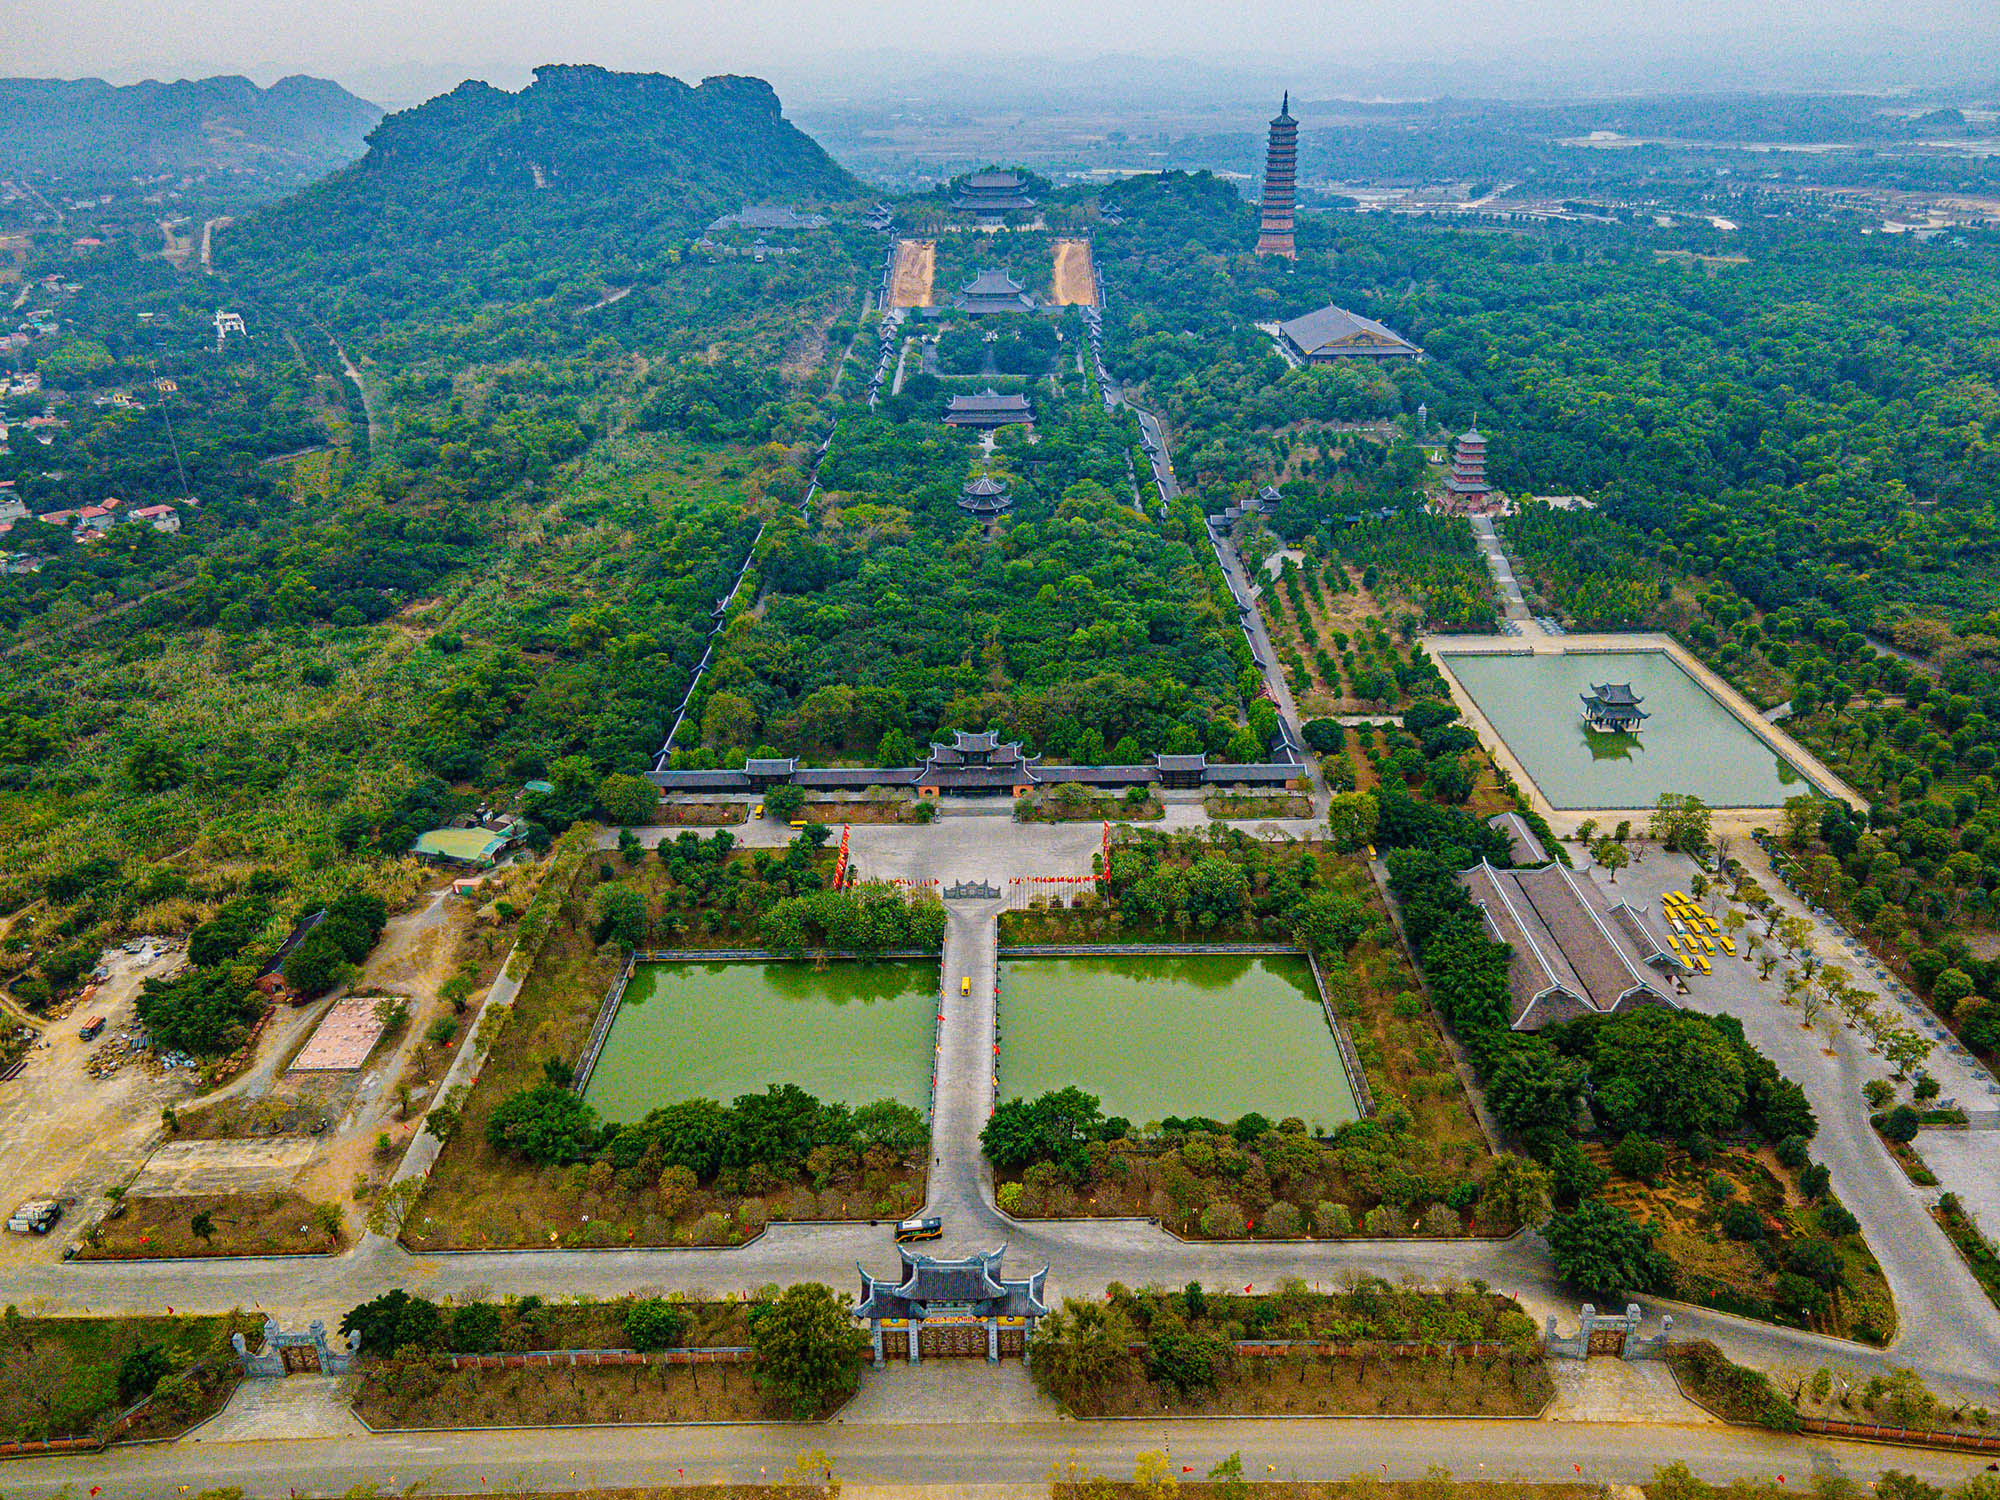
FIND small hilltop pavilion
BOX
[855,1244,1049,1363]
[958,473,1013,516]
[1581,683,1649,733]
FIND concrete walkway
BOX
[927,901,1003,1245]
[1470,515,1529,621]
[839,1360,1054,1424]
[5,1413,1982,1496]
[1608,848,2000,1398]
[1545,1359,1713,1425]
[199,1375,366,1442]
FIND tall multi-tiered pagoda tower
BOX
[1255,93,1298,259]
[1446,426,1493,509]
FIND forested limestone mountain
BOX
[220,66,865,342]
[0,74,381,176]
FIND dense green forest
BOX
[1088,170,2000,622]
[6,66,2000,1051]
[218,67,871,366]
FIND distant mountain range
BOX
[221,66,862,321]
[0,73,381,177]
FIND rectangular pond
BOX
[997,954,1360,1130]
[581,960,937,1124]
[1440,649,1812,810]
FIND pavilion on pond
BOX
[1580,683,1649,733]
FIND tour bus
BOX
[895,1215,944,1244]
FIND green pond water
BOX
[582,961,937,1124]
[1441,650,1809,811]
[997,955,1359,1129]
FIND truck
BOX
[7,1200,61,1235]
[78,1016,106,1042]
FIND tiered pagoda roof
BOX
[855,1244,1049,1321]
[1581,683,1648,731]
[1255,93,1298,260]
[954,268,1038,315]
[943,389,1033,428]
[1446,427,1490,496]
[958,474,1013,515]
[952,170,1036,213]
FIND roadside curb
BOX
[349,1385,855,1433]
[1666,1353,2000,1454]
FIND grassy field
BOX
[1589,1141,1895,1344]
[1204,793,1314,820]
[0,1311,259,1443]
[80,1191,344,1258]
[1934,1193,2000,1316]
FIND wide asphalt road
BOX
[4,1416,1993,1497]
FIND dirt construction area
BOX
[0,879,501,1266]
[1051,238,1097,306]
[889,238,936,307]
[0,949,205,1271]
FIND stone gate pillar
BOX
[909,1316,922,1364]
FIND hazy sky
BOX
[17,0,2000,107]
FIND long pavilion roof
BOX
[1458,859,1679,1029]
[945,390,1033,415]
[963,269,1026,295]
[1277,304,1422,359]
